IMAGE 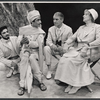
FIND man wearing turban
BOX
[18,10,47,96]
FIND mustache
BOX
[1,34,10,40]
[6,34,9,36]
[2,36,9,40]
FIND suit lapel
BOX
[83,26,94,39]
[1,39,12,50]
[56,24,65,40]
[60,25,65,40]
[10,37,18,55]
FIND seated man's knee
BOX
[21,52,29,59]
[23,52,29,57]
[29,54,37,61]
[20,53,29,64]
[0,62,6,71]
[44,46,51,53]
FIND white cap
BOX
[27,10,40,23]
[88,8,98,21]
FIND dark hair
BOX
[90,13,95,22]
[0,26,7,35]
[54,12,64,20]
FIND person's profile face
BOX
[1,28,10,40]
[83,10,91,23]
[31,16,42,28]
[53,14,63,28]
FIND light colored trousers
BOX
[44,46,53,66]
[44,46,61,66]
[0,62,7,71]
[0,62,7,80]
[19,52,42,88]
[0,58,20,79]
[0,58,20,71]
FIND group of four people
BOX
[0,8,100,96]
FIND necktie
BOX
[56,28,61,39]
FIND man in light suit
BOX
[0,26,21,78]
[44,12,73,79]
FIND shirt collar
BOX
[1,38,10,43]
[56,23,64,31]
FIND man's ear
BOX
[62,18,64,22]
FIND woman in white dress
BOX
[55,8,100,94]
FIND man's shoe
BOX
[18,87,25,96]
[6,69,13,78]
[46,71,52,80]
[13,70,19,75]
[39,83,47,91]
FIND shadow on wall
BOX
[34,3,100,45]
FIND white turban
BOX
[27,10,40,23]
[88,8,98,21]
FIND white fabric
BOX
[0,62,6,71]
[56,27,62,41]
[7,41,17,57]
[19,24,45,36]
[46,23,73,47]
[25,64,33,93]
[0,36,21,67]
[27,10,40,23]
[88,9,98,21]
[55,23,100,87]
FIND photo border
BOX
[0,1,100,100]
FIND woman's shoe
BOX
[68,86,81,94]
[64,85,72,93]
[55,80,61,85]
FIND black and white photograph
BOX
[0,2,100,98]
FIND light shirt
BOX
[55,24,63,41]
[1,38,17,57]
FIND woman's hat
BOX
[88,8,98,21]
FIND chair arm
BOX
[53,55,60,60]
[88,45,100,63]
[88,45,100,49]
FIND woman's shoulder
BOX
[78,25,85,29]
[95,23,100,28]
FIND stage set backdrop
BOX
[0,3,100,44]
